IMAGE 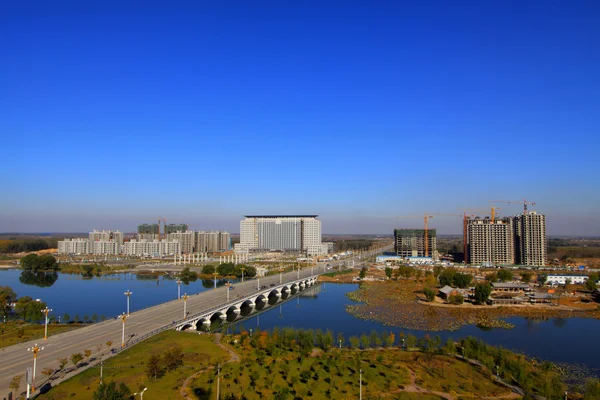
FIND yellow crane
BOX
[396,213,461,257]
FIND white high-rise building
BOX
[196,231,231,252]
[239,215,325,255]
[466,217,514,265]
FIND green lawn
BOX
[36,331,228,400]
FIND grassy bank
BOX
[36,331,228,400]
[0,322,83,349]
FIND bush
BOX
[423,288,436,302]
[448,293,464,305]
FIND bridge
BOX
[176,275,318,331]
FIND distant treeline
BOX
[548,246,600,259]
[0,238,58,253]
[333,239,374,251]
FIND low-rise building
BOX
[491,282,530,292]
[545,274,588,285]
[489,294,527,305]
[122,239,181,256]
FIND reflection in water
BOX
[553,317,567,328]
[19,271,59,287]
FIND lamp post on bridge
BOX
[118,313,128,347]
[42,307,52,340]
[124,290,132,315]
[213,272,219,290]
[279,267,283,284]
[182,293,189,320]
[176,279,182,300]
[226,281,231,302]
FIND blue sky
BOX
[1,1,599,235]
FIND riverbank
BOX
[345,280,600,332]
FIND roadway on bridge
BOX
[0,246,391,393]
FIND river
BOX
[1,269,598,375]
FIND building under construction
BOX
[165,224,189,235]
[514,212,546,266]
[393,229,437,260]
[465,217,514,265]
[137,223,160,240]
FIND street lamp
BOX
[134,387,147,399]
[42,307,52,340]
[118,313,128,348]
[182,293,189,319]
[401,338,405,351]
[28,343,44,391]
[249,328,253,338]
[176,279,182,299]
[240,266,246,282]
[359,368,362,400]
[279,267,283,284]
[213,272,219,290]
[124,290,132,315]
[226,282,230,302]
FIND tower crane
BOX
[488,199,536,214]
[396,213,462,257]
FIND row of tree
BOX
[0,238,58,253]
[201,263,257,278]
[20,254,59,272]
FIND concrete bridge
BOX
[176,276,318,331]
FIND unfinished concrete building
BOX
[514,212,546,266]
[466,217,514,265]
[394,229,437,260]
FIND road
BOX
[1,244,392,395]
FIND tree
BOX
[164,346,184,371]
[63,313,70,323]
[349,336,360,349]
[9,374,22,392]
[58,358,68,370]
[106,340,113,348]
[217,263,236,276]
[485,273,498,283]
[20,254,40,271]
[474,283,492,305]
[520,271,533,283]
[448,293,464,305]
[92,313,99,323]
[84,349,92,358]
[439,267,457,286]
[41,367,54,378]
[359,267,367,279]
[93,381,132,400]
[38,254,59,271]
[202,264,216,275]
[385,267,393,280]
[423,288,436,302]
[14,296,46,321]
[452,273,473,288]
[0,285,17,318]
[497,269,513,282]
[71,353,83,367]
[146,354,164,380]
[586,274,598,291]
[74,314,81,323]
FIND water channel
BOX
[1,269,599,376]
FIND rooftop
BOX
[491,282,530,288]
[244,215,318,218]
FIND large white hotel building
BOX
[236,215,328,255]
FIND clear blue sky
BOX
[1,1,599,235]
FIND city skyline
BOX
[1,1,599,235]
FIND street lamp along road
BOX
[27,343,44,391]
[124,290,132,315]
[176,279,182,300]
[182,293,189,320]
[118,313,128,348]
[42,307,52,340]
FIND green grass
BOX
[321,268,355,278]
[0,322,83,349]
[36,331,228,400]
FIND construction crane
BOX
[397,213,461,257]
[489,199,536,214]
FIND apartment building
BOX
[89,230,123,247]
[196,231,231,252]
[166,230,195,253]
[57,238,90,254]
[466,217,515,265]
[514,212,546,266]
[122,239,181,256]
